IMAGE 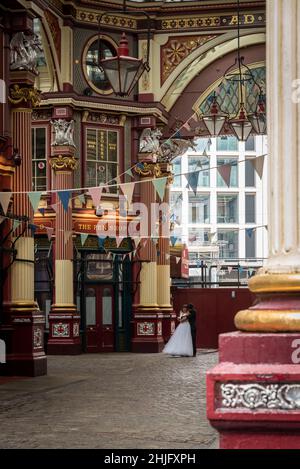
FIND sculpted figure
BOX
[139,128,162,155]
[10,32,42,74]
[51,119,76,147]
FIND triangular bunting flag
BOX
[175,256,180,264]
[80,233,88,246]
[28,223,37,234]
[183,122,191,131]
[12,220,21,232]
[217,163,232,187]
[88,187,103,207]
[133,237,141,249]
[170,236,177,247]
[238,266,244,274]
[228,266,233,274]
[165,253,170,260]
[64,230,72,244]
[77,194,86,205]
[246,228,255,238]
[185,171,200,195]
[125,168,134,178]
[152,177,167,201]
[208,232,217,243]
[38,208,45,217]
[251,154,265,179]
[248,268,254,277]
[28,191,42,213]
[119,182,135,206]
[51,203,58,213]
[98,236,106,249]
[45,226,54,241]
[0,216,5,224]
[116,236,124,248]
[58,191,71,212]
[0,192,12,215]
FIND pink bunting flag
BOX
[51,203,58,213]
[45,226,54,241]
[0,192,12,215]
[88,187,103,207]
[228,266,233,274]
[133,237,141,249]
[182,122,191,131]
[217,163,232,187]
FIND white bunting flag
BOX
[116,236,124,248]
[119,182,135,206]
[0,192,12,215]
[251,154,266,179]
[175,256,181,264]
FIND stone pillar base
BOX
[207,332,300,449]
[0,302,47,377]
[131,306,165,353]
[47,304,81,355]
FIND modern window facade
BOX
[170,135,268,271]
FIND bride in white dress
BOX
[162,305,193,357]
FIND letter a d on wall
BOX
[0,339,6,363]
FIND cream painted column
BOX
[235,0,300,331]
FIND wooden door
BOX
[85,285,114,352]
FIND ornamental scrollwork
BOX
[49,155,78,171]
[221,383,300,410]
[134,162,162,178]
[9,84,41,107]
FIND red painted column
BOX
[47,122,81,354]
[3,70,46,376]
[131,154,164,352]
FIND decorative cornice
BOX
[9,85,41,108]
[40,97,168,123]
[49,154,78,171]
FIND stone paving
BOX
[0,351,218,449]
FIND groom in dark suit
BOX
[187,303,197,356]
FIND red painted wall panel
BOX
[171,287,254,349]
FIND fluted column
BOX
[47,132,81,354]
[234,0,300,332]
[7,71,46,376]
[132,154,164,352]
[156,163,176,343]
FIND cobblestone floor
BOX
[0,351,218,449]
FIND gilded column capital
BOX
[9,84,41,108]
[134,162,162,178]
[49,154,78,172]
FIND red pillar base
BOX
[0,303,47,377]
[47,305,81,355]
[160,307,176,344]
[131,307,165,353]
[207,332,300,449]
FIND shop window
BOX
[188,156,210,187]
[245,158,256,187]
[218,230,239,258]
[245,135,255,152]
[217,136,238,152]
[245,194,256,223]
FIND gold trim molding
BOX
[235,309,300,332]
[248,273,300,293]
[134,162,162,178]
[49,154,79,171]
[9,85,41,107]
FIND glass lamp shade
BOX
[229,105,253,141]
[100,55,146,97]
[248,100,267,135]
[202,96,228,136]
